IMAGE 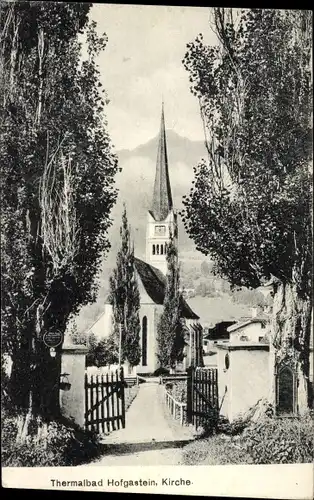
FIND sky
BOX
[90,4,217,150]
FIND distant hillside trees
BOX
[182,9,312,408]
[1,1,118,433]
[182,260,273,307]
[108,206,141,370]
[157,233,185,370]
[231,288,272,308]
[196,280,216,298]
[200,260,212,277]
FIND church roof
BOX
[151,103,173,221]
[134,257,199,320]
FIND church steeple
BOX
[146,102,177,276]
[151,102,173,221]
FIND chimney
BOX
[251,307,259,318]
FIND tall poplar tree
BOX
[157,232,185,370]
[182,9,312,409]
[109,206,141,369]
[1,1,118,428]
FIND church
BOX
[88,105,203,374]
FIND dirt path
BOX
[86,380,194,466]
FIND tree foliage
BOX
[68,321,87,346]
[182,8,312,289]
[157,232,185,369]
[86,334,118,368]
[182,8,313,406]
[1,1,118,416]
[200,260,211,277]
[108,206,141,367]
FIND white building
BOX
[227,317,269,344]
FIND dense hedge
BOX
[242,412,314,464]
[1,409,101,467]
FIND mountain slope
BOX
[118,129,207,167]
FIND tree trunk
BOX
[14,344,61,443]
[32,342,61,419]
[9,347,32,411]
[9,318,61,426]
[270,282,313,413]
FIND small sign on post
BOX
[43,330,63,349]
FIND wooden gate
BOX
[186,366,219,429]
[84,367,126,433]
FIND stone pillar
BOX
[59,345,88,428]
[229,344,270,421]
[216,344,231,419]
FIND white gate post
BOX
[60,345,88,428]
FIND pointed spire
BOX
[151,102,173,221]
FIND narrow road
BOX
[87,380,194,466]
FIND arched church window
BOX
[165,243,168,254]
[152,244,156,255]
[142,316,148,366]
[224,353,230,370]
[276,364,295,415]
[156,245,159,255]
[160,245,164,255]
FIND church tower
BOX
[146,103,178,276]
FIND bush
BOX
[181,413,314,465]
[169,381,187,403]
[1,409,101,467]
[216,415,250,436]
[86,335,118,368]
[181,403,314,466]
[242,412,314,464]
[154,367,170,377]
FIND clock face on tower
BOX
[155,225,166,236]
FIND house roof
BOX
[86,311,106,333]
[134,257,199,320]
[204,321,236,340]
[227,317,268,333]
[151,102,173,221]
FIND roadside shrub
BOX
[168,381,187,403]
[181,412,314,466]
[165,382,173,391]
[216,415,249,436]
[1,409,101,467]
[154,367,170,377]
[242,412,314,464]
